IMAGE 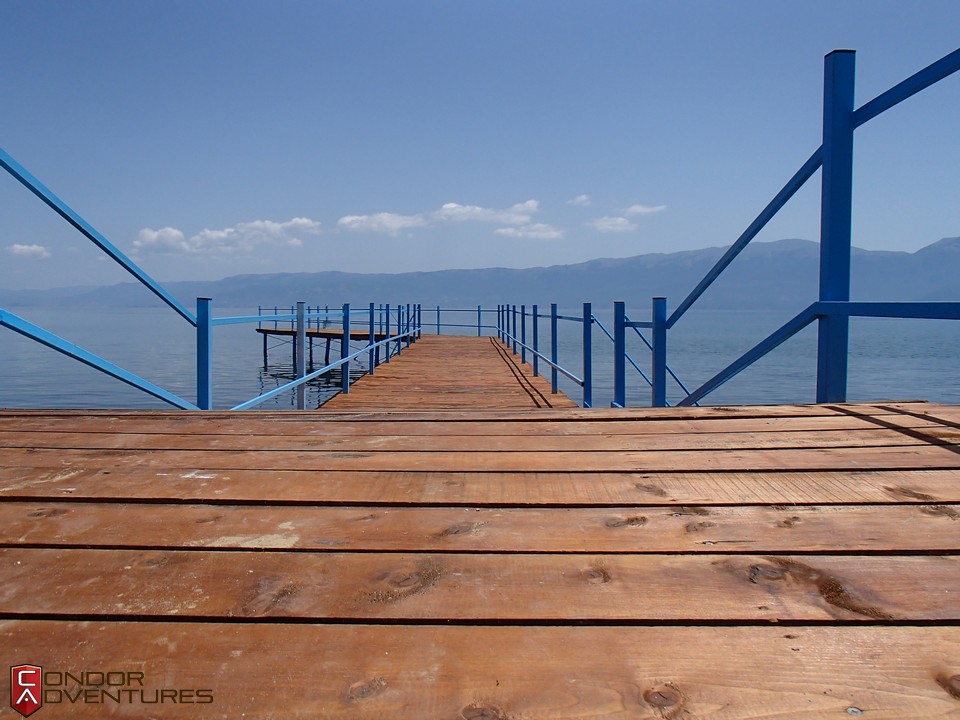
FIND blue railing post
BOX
[436,305,441,335]
[652,297,668,407]
[385,304,391,363]
[520,305,527,364]
[368,302,376,375]
[341,303,351,394]
[477,305,482,337]
[417,304,422,339]
[296,301,306,409]
[512,305,518,354]
[817,49,856,404]
[550,303,559,394]
[406,304,412,348]
[196,297,213,410]
[532,304,539,377]
[613,301,626,408]
[582,302,592,408]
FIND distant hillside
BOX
[2,237,959,311]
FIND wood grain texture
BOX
[1,372,958,719]
[3,501,957,552]
[3,622,958,719]
[4,549,957,621]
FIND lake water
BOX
[1,305,958,410]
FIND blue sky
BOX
[2,0,959,290]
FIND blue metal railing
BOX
[497,302,593,407]
[653,47,960,407]
[494,301,698,409]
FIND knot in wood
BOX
[643,683,682,708]
[459,703,506,719]
[581,565,612,584]
[936,673,960,700]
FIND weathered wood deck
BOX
[1,336,959,717]
[323,335,577,410]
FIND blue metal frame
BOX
[0,306,198,410]
[661,47,960,407]
[0,148,196,326]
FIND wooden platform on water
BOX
[256,326,393,342]
[1,337,959,717]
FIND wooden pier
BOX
[256,326,395,366]
[1,336,959,717]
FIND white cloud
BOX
[337,199,543,237]
[567,194,592,207]
[6,244,51,259]
[624,203,666,216]
[433,200,538,225]
[589,216,638,233]
[337,212,427,236]
[494,223,564,240]
[134,218,321,255]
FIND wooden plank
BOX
[0,399,944,421]
[0,411,948,436]
[322,336,576,410]
[4,501,957,553]
[1,443,958,473]
[0,426,957,452]
[3,622,958,718]
[3,549,957,620]
[3,466,959,505]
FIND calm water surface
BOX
[1,305,958,409]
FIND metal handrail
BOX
[660,47,960,406]
[0,306,197,409]
[500,330,583,386]
[232,326,421,410]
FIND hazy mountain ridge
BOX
[3,237,959,311]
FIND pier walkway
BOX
[1,337,959,717]
[322,334,576,410]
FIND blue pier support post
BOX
[368,302,376,375]
[385,304,391,364]
[532,304,539,377]
[613,301,626,408]
[341,303,351,394]
[406,304,412,348]
[296,301,306,409]
[582,302,593,408]
[477,305,482,337]
[196,297,213,410]
[550,303,559,394]
[520,305,527,364]
[652,297,668,407]
[817,49,856,403]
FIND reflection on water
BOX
[256,361,369,409]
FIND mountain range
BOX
[3,237,959,312]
